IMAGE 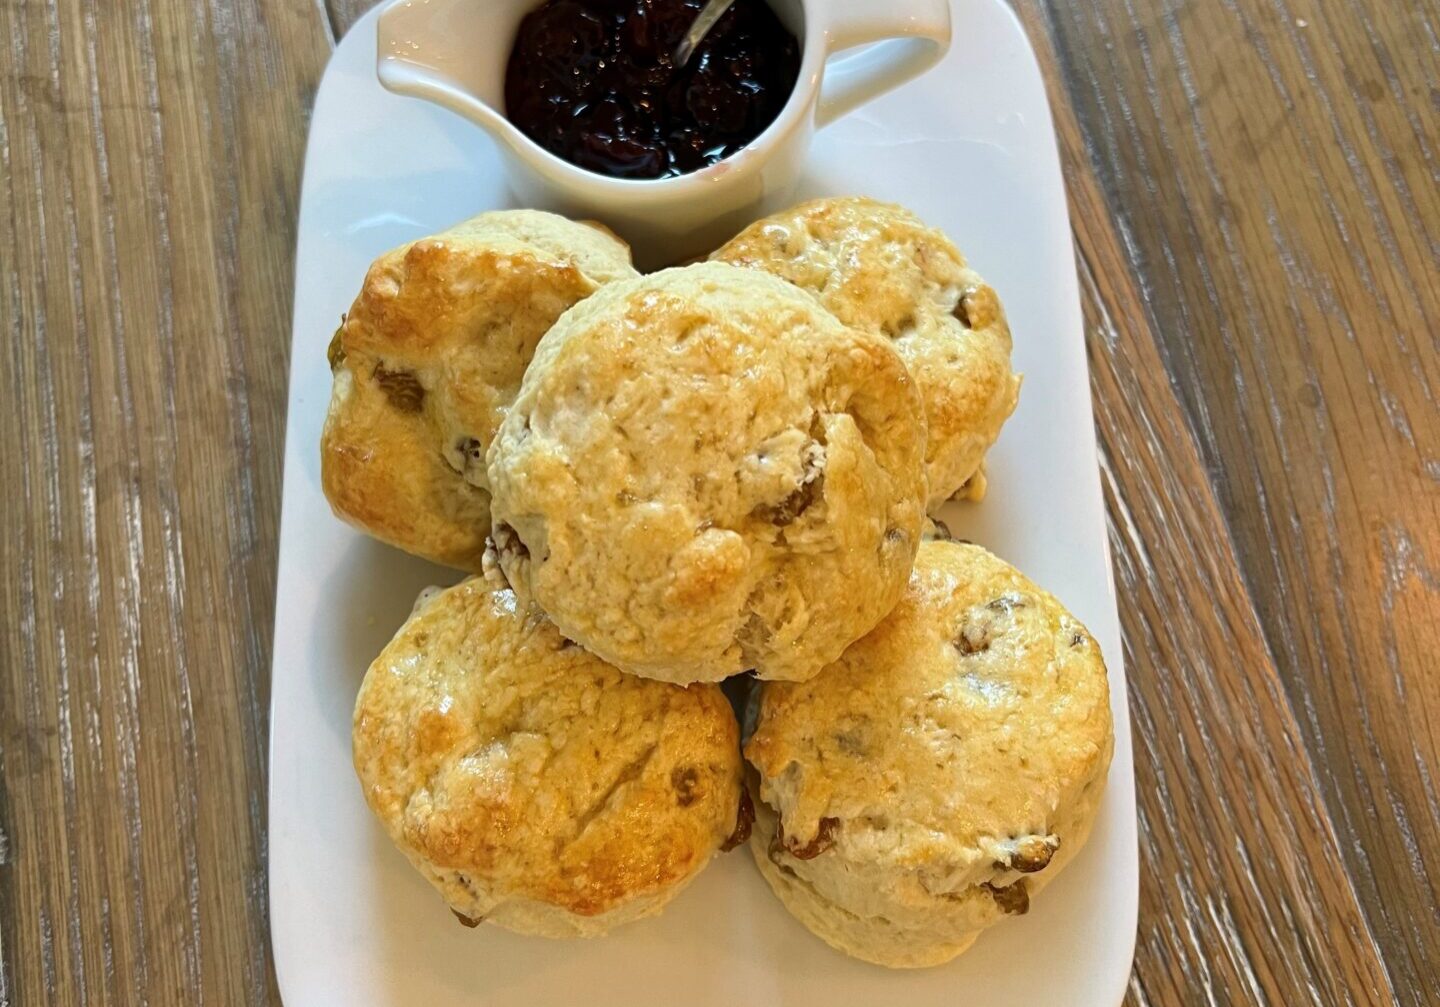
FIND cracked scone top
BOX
[321,210,638,571]
[486,261,928,685]
[745,539,1113,967]
[352,578,746,938]
[713,196,1021,508]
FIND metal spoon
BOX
[674,0,737,68]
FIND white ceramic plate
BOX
[269,1,1138,1002]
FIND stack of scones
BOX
[326,198,1114,968]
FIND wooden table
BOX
[2,0,1435,1002]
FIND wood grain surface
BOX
[1,0,1435,1003]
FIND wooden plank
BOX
[1008,6,1406,1000]
[0,0,331,1001]
[1075,143,1391,1007]
[1018,0,1439,999]
[3,0,1436,1002]
[328,0,371,40]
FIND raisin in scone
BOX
[486,261,927,685]
[353,578,748,938]
[745,540,1113,967]
[322,210,638,571]
[713,196,1021,507]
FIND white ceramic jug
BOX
[377,0,952,263]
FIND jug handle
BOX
[813,0,953,128]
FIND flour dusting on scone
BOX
[714,196,1021,508]
[352,578,746,937]
[321,210,638,570]
[486,261,928,685]
[745,540,1113,967]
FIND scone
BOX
[745,540,1113,967]
[713,196,1021,507]
[322,210,638,570]
[486,261,927,685]
[352,577,749,938]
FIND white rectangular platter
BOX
[269,1,1138,1003]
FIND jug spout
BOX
[376,0,526,154]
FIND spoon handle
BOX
[675,0,738,68]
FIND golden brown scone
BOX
[322,210,638,570]
[713,196,1021,508]
[746,540,1113,967]
[486,262,928,685]
[353,578,747,938]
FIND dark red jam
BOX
[504,0,801,180]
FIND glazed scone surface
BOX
[486,261,927,685]
[322,210,638,570]
[745,540,1113,967]
[352,578,744,937]
[713,196,1021,508]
